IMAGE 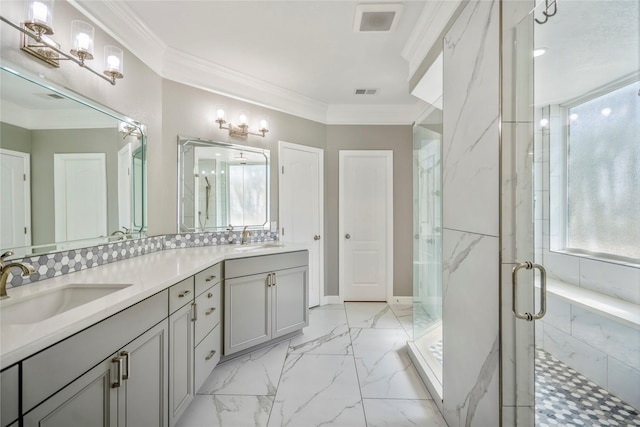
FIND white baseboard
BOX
[390,296,413,305]
[321,295,342,305]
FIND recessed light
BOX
[601,108,612,117]
[569,113,578,121]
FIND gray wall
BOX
[1,122,32,153]
[326,125,413,297]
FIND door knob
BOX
[345,234,351,239]
[314,235,321,240]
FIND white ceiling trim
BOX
[162,47,329,123]
[70,0,425,126]
[401,0,462,80]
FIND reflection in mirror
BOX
[0,65,146,259]
[178,136,269,232]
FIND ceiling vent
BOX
[354,3,403,32]
[354,88,378,95]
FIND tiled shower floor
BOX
[427,340,640,426]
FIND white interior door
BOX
[339,150,393,302]
[279,141,324,308]
[0,149,31,253]
[54,153,107,245]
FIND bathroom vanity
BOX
[0,244,309,427]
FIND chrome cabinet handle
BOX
[112,356,123,388]
[512,261,547,321]
[205,350,216,361]
[205,275,216,282]
[178,290,191,298]
[345,234,351,239]
[205,307,216,315]
[314,235,321,240]
[120,351,130,380]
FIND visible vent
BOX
[354,4,403,33]
[354,88,378,95]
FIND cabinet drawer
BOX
[194,284,221,345]
[225,251,308,279]
[195,263,221,296]
[1,365,19,427]
[194,325,221,393]
[23,290,167,413]
[169,277,195,314]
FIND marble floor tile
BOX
[389,303,414,338]
[176,395,273,427]
[345,302,402,329]
[268,353,366,427]
[198,340,289,396]
[355,350,430,399]
[362,398,448,427]
[289,308,352,355]
[350,327,410,356]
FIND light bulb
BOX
[259,119,268,131]
[539,118,549,128]
[569,113,578,122]
[601,108,612,117]
[238,114,248,125]
[216,109,225,120]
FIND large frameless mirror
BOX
[177,136,269,232]
[0,64,147,259]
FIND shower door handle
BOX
[512,261,547,321]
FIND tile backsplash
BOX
[6,230,278,288]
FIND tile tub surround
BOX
[5,230,278,287]
[177,303,447,427]
[0,241,299,369]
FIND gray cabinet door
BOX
[169,302,194,427]
[119,320,168,427]
[224,273,271,355]
[23,358,118,427]
[272,266,309,338]
[1,365,19,427]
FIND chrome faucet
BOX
[110,227,131,241]
[241,226,251,245]
[0,251,35,300]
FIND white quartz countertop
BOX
[0,243,309,369]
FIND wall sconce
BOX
[215,109,269,138]
[0,0,125,85]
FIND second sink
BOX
[0,283,132,325]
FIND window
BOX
[556,80,640,263]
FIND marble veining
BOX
[178,303,447,427]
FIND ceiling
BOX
[71,0,457,125]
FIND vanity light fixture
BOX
[119,121,145,140]
[214,109,269,139]
[0,0,125,85]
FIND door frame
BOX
[338,150,394,303]
[278,141,324,307]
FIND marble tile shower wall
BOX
[534,105,640,410]
[6,230,278,288]
[441,1,501,426]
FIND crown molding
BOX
[69,0,424,126]
[402,0,463,81]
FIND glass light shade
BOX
[70,20,94,60]
[103,45,124,79]
[216,108,226,120]
[259,119,269,131]
[238,114,248,126]
[25,0,54,35]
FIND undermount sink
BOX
[0,283,132,325]
[233,242,285,251]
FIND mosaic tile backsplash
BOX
[6,230,278,288]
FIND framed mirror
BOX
[0,64,146,258]
[178,136,269,232]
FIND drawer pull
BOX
[205,275,216,282]
[178,290,191,298]
[120,351,130,380]
[205,350,217,361]
[205,307,216,315]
